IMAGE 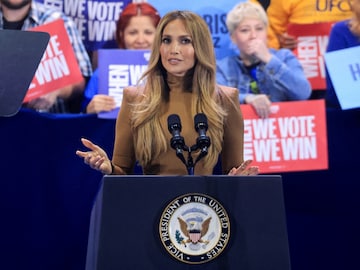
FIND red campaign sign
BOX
[287,22,334,90]
[241,100,328,173]
[23,19,83,102]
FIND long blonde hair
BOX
[131,11,229,170]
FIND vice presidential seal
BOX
[159,193,230,264]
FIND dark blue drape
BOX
[0,108,359,270]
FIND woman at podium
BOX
[76,10,259,176]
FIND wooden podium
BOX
[86,175,291,270]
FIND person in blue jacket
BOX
[216,1,311,118]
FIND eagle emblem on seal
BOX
[159,193,231,264]
[177,217,212,245]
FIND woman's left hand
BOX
[228,159,259,176]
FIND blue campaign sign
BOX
[97,49,150,119]
[36,0,131,51]
[148,0,245,60]
[324,46,360,110]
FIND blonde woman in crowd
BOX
[216,2,311,118]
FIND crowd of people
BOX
[4,0,354,114]
[3,0,357,175]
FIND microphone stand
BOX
[168,113,210,175]
[173,144,197,175]
[184,143,207,175]
[185,146,195,175]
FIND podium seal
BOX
[159,193,230,264]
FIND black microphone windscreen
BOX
[167,114,182,133]
[194,113,208,131]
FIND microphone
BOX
[167,114,186,165]
[194,113,211,161]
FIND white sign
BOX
[325,46,360,110]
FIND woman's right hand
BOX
[76,138,112,174]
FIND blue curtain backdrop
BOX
[1,108,359,270]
